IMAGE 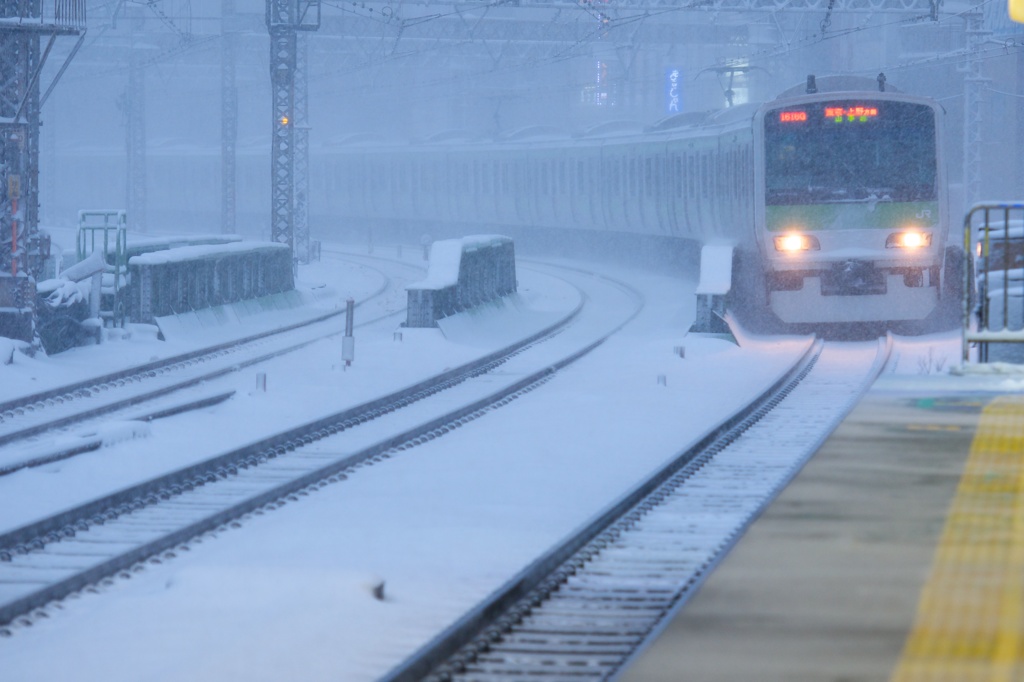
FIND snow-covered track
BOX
[0,254,409,455]
[0,268,641,632]
[386,337,892,682]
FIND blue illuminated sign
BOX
[665,68,682,114]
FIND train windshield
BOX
[764,100,937,207]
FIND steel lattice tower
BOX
[265,0,319,267]
[294,32,310,263]
[0,0,84,341]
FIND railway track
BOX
[0,264,640,634]
[385,337,892,682]
[0,252,420,473]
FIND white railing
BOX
[963,202,1024,363]
[49,0,86,30]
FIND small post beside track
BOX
[342,297,355,367]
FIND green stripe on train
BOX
[766,201,939,232]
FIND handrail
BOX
[963,202,1024,363]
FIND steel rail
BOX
[0,266,611,630]
[386,335,893,682]
[0,253,412,451]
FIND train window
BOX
[645,158,654,198]
[701,156,709,198]
[687,155,696,198]
[747,148,753,197]
[628,158,636,197]
[675,158,682,199]
[728,150,736,197]
[764,100,937,206]
[721,152,729,197]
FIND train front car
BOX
[751,81,949,329]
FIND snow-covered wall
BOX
[406,236,516,328]
[129,242,293,323]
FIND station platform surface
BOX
[617,365,1024,682]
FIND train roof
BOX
[577,120,647,138]
[775,75,902,99]
[499,125,572,142]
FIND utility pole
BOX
[126,33,147,234]
[265,0,319,273]
[0,1,86,341]
[222,0,238,234]
[960,1,989,208]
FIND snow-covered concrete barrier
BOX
[129,242,294,323]
[406,236,516,328]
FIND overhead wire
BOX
[52,0,1024,111]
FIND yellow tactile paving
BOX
[892,396,1024,682]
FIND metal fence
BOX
[963,202,1024,363]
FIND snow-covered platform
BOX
[618,361,1024,681]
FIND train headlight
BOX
[886,231,932,249]
[773,234,820,252]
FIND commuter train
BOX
[312,75,955,330]
[50,75,955,330]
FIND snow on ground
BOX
[0,241,977,681]
[0,254,388,401]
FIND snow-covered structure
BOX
[406,236,516,328]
